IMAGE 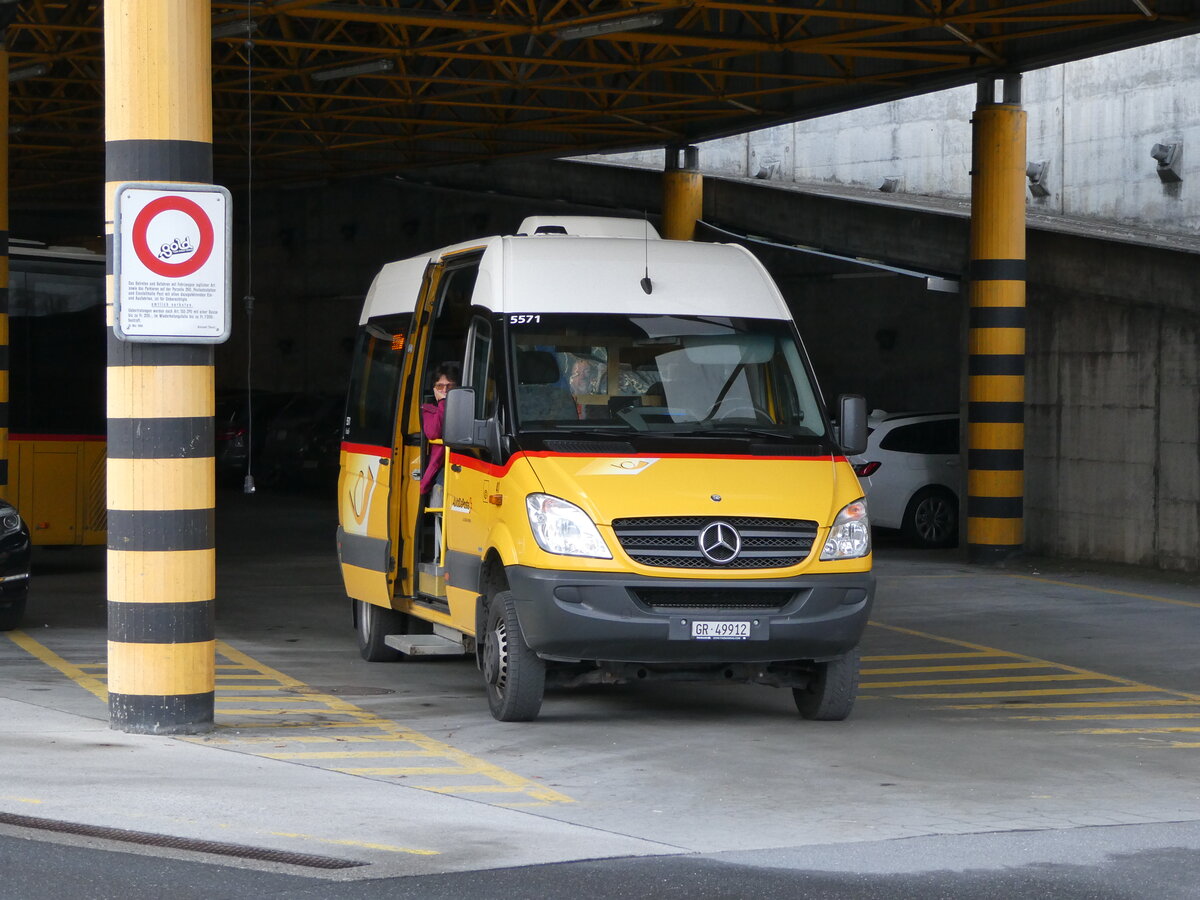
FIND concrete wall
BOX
[588,35,1200,239]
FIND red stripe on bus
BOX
[449,450,843,478]
[340,441,392,457]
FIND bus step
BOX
[384,634,466,657]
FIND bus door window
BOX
[413,256,480,583]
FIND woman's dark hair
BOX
[434,361,462,384]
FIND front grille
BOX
[612,516,818,569]
[632,588,796,610]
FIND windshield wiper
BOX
[700,425,821,442]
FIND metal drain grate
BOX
[0,811,366,870]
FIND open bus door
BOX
[395,252,481,617]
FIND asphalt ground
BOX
[3,486,1199,897]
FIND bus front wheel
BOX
[481,591,545,722]
[793,648,860,721]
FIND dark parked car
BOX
[257,393,345,490]
[215,390,298,486]
[0,500,32,631]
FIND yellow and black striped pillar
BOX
[0,44,9,501]
[967,75,1026,564]
[662,145,702,241]
[106,0,216,733]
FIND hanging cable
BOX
[242,11,257,494]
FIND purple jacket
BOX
[419,400,447,495]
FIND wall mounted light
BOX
[555,12,664,41]
[1026,160,1051,198]
[8,63,48,83]
[1150,142,1182,183]
[311,58,394,83]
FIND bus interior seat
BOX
[516,351,577,422]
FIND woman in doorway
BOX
[420,362,461,563]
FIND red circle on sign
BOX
[131,195,215,278]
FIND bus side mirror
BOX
[443,388,502,459]
[837,394,867,456]
[443,388,477,447]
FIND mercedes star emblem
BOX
[698,521,741,564]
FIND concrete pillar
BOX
[966,75,1026,564]
[662,145,702,241]
[105,0,216,733]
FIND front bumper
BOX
[504,565,874,664]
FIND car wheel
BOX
[0,592,27,632]
[481,591,545,722]
[793,648,860,721]
[902,487,959,549]
[354,598,407,662]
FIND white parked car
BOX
[851,411,961,548]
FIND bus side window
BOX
[345,314,411,447]
[465,315,494,421]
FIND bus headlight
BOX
[526,494,612,559]
[820,499,871,560]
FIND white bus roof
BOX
[516,216,660,239]
[360,232,788,324]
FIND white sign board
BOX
[114,182,232,343]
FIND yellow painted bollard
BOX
[105,0,216,733]
[967,75,1027,564]
[662,145,702,241]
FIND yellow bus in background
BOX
[6,241,106,546]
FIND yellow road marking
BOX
[263,751,442,760]
[1013,712,1200,721]
[334,766,487,776]
[268,831,438,856]
[3,632,573,807]
[3,631,109,701]
[863,663,1061,675]
[423,784,541,795]
[1072,727,1200,734]
[872,622,1200,701]
[864,652,1007,661]
[1169,743,1200,748]
[864,674,1099,689]
[898,686,1160,699]
[943,700,1200,710]
[1003,574,1200,609]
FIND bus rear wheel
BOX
[793,648,860,721]
[354,599,407,662]
[481,591,545,722]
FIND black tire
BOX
[480,591,545,722]
[354,598,407,662]
[902,487,959,549]
[0,592,27,632]
[793,648,860,721]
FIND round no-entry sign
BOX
[114,182,232,343]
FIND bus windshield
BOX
[507,313,825,438]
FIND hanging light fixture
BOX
[8,63,48,82]
[554,12,664,41]
[311,58,395,83]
